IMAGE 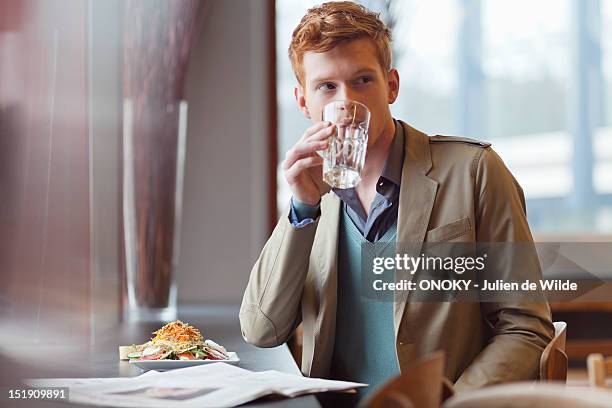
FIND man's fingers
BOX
[285,155,324,182]
[292,140,328,157]
[283,140,328,170]
[282,122,334,175]
[300,121,332,142]
[304,123,336,143]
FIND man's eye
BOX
[318,82,336,91]
[356,76,373,84]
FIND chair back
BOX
[444,383,612,408]
[360,351,445,408]
[540,321,568,382]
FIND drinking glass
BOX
[319,100,370,189]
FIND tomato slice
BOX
[177,352,195,360]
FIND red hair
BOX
[288,1,393,85]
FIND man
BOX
[240,0,554,402]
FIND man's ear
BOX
[387,68,400,104]
[294,86,311,119]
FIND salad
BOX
[119,320,230,361]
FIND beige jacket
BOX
[239,120,554,392]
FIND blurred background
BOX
[0,0,610,383]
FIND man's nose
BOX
[337,85,358,102]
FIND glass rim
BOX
[323,99,370,114]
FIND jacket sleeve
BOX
[454,147,555,392]
[239,203,319,348]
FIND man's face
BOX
[295,37,399,145]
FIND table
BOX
[4,305,322,408]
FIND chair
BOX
[587,353,612,388]
[444,383,612,408]
[540,321,568,382]
[360,351,452,408]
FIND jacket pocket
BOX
[425,217,472,243]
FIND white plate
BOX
[129,352,240,371]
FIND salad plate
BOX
[129,351,240,370]
[119,320,238,371]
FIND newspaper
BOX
[27,362,367,407]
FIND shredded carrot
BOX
[151,320,203,345]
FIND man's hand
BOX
[282,121,335,206]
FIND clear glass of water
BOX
[320,100,371,189]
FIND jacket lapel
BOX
[393,121,439,338]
